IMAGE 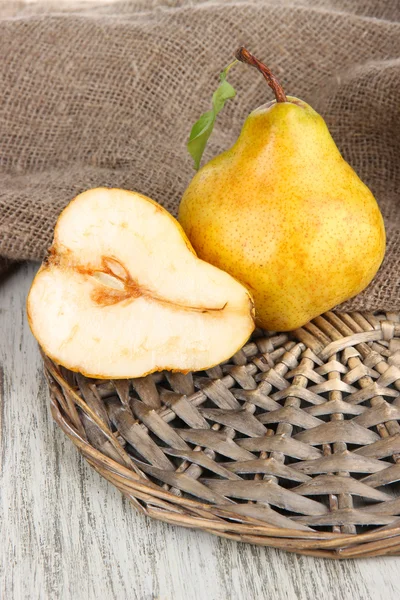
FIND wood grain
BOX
[1,263,400,600]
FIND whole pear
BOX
[179,48,385,331]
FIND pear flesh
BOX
[27,188,255,378]
[179,97,386,331]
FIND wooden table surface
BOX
[1,262,400,600]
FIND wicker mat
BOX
[44,311,400,558]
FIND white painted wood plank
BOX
[1,262,400,600]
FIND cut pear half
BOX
[27,188,255,378]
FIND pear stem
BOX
[235,47,287,103]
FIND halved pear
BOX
[27,188,254,378]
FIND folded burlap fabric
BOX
[0,0,399,311]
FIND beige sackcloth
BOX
[0,0,399,312]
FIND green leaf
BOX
[187,110,215,171]
[212,79,236,114]
[187,60,238,170]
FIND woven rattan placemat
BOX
[44,311,400,558]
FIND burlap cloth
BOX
[0,0,399,312]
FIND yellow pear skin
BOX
[179,97,385,331]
